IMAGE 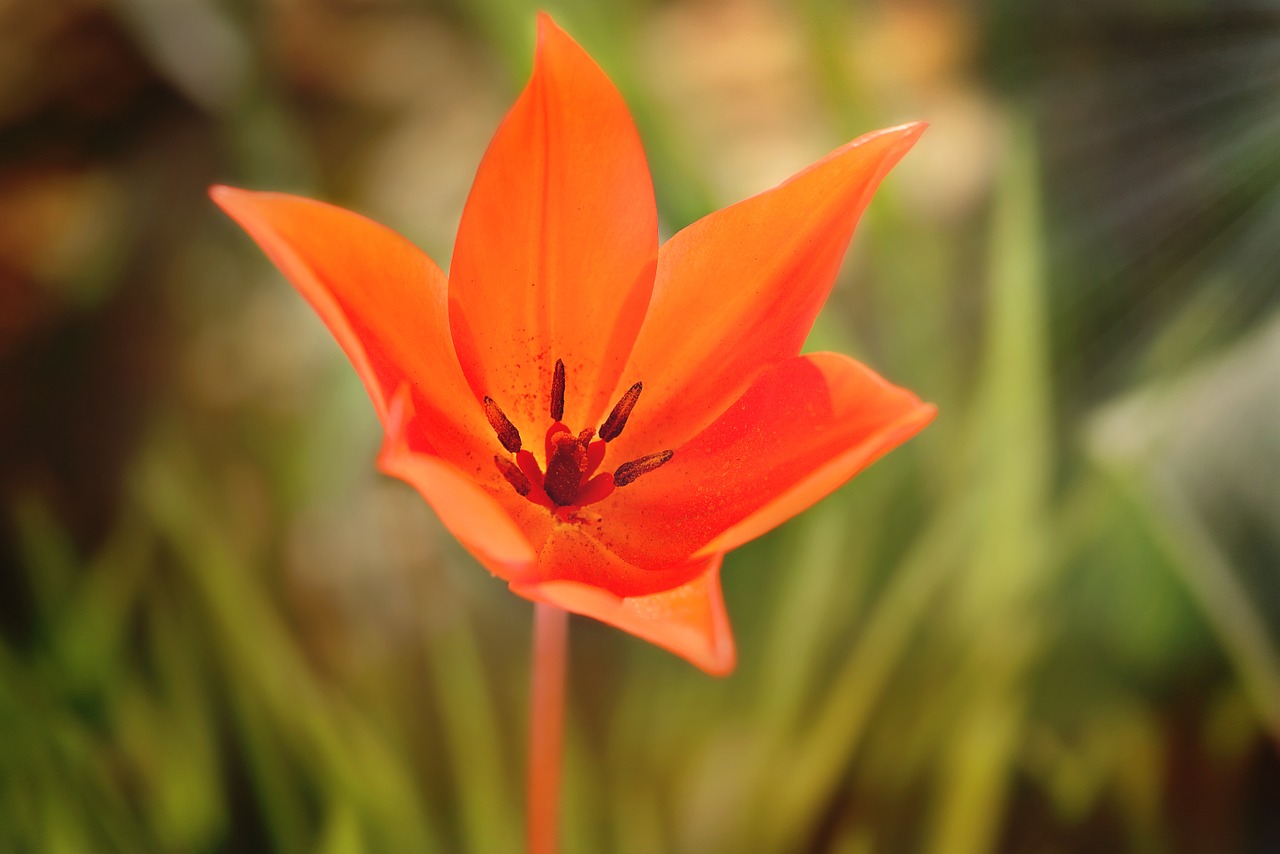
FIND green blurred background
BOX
[2,1,1278,851]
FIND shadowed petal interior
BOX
[377,386,542,581]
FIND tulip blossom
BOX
[211,14,933,677]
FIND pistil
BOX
[487,361,673,507]
[543,430,589,505]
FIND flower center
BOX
[485,359,672,509]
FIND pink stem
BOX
[527,602,569,854]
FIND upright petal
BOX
[607,124,925,464]
[210,186,486,465]
[511,554,735,675]
[598,353,935,568]
[449,13,658,438]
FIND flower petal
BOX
[599,352,936,567]
[449,13,658,439]
[210,186,485,465]
[607,123,925,463]
[511,553,734,676]
[534,523,710,599]
[377,386,541,581]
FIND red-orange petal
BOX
[598,352,936,568]
[510,553,734,675]
[210,186,486,466]
[534,523,710,599]
[449,13,658,440]
[606,123,925,464]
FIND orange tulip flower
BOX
[211,14,934,677]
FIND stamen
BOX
[599,382,642,442]
[483,396,522,453]
[489,371,665,505]
[550,359,566,421]
[614,450,673,487]
[494,455,531,496]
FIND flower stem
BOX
[527,602,569,854]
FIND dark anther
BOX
[483,396,522,453]
[599,382,642,442]
[614,450,673,487]
[494,455,531,496]
[543,433,587,506]
[550,359,566,421]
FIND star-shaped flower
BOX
[212,13,934,675]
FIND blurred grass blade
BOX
[1121,468,1280,744]
[134,432,444,852]
[10,500,78,621]
[754,497,875,736]
[1089,310,1280,746]
[764,508,973,849]
[926,113,1052,854]
[424,611,519,852]
[317,804,369,854]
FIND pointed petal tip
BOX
[509,554,736,676]
[898,121,928,148]
[890,390,939,433]
[535,9,558,32]
[534,10,570,53]
[208,183,256,206]
[208,184,266,220]
[895,120,928,147]
[880,120,928,137]
[697,628,737,677]
[852,120,928,156]
[208,183,239,209]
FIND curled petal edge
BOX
[511,552,735,676]
[593,352,937,569]
[698,402,937,558]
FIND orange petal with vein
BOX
[209,186,484,465]
[449,13,658,437]
[598,353,935,568]
[608,123,925,463]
